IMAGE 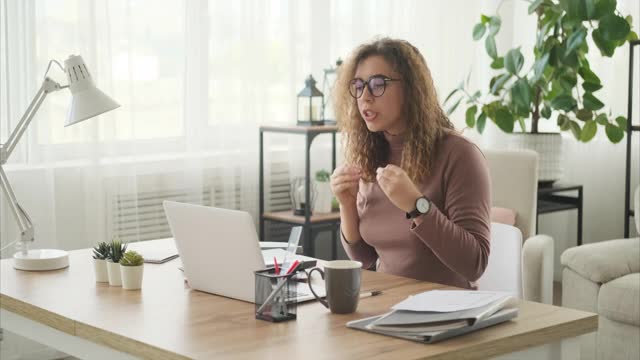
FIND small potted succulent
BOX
[313,169,332,213]
[119,250,144,290]
[92,242,110,283]
[107,239,127,286]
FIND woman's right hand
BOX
[330,165,361,207]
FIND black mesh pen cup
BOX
[254,268,299,322]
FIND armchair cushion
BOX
[598,273,640,326]
[561,238,640,284]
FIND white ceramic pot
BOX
[106,261,122,286]
[507,133,563,185]
[93,258,108,283]
[313,181,333,214]
[120,265,144,290]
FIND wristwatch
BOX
[406,196,431,219]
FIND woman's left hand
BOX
[376,165,423,213]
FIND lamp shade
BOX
[64,55,120,127]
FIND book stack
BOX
[347,290,518,343]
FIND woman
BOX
[331,38,491,289]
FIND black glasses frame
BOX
[349,75,401,99]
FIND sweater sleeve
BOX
[410,140,491,283]
[341,235,379,270]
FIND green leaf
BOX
[485,35,498,59]
[582,82,603,92]
[578,66,601,84]
[532,53,550,83]
[562,0,596,20]
[504,48,524,75]
[592,28,616,56]
[615,116,627,129]
[490,57,504,69]
[541,105,552,119]
[446,97,463,116]
[627,30,639,41]
[583,92,604,110]
[558,71,578,91]
[528,0,544,14]
[565,28,587,57]
[605,123,624,143]
[557,113,570,129]
[594,0,617,19]
[481,14,490,24]
[569,120,582,140]
[494,107,515,133]
[443,88,459,106]
[466,105,478,127]
[489,16,502,36]
[595,113,609,125]
[576,108,593,121]
[477,112,487,134]
[511,78,532,109]
[518,117,527,132]
[599,14,631,41]
[473,23,487,40]
[490,73,511,95]
[551,95,577,111]
[580,120,597,141]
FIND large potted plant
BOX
[445,0,635,185]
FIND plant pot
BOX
[106,261,122,286]
[313,181,333,213]
[93,259,109,283]
[506,133,563,186]
[120,265,144,290]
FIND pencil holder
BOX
[254,268,299,322]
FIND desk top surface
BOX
[1,239,597,360]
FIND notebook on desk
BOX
[347,307,518,344]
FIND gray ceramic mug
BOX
[307,260,362,314]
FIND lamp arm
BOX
[2,78,64,159]
[0,76,63,254]
[0,166,34,252]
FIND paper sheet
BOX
[391,290,512,313]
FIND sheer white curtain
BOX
[1,0,637,257]
[1,0,484,255]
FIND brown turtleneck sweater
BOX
[341,131,491,289]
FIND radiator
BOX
[108,162,293,243]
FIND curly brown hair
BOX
[334,37,455,183]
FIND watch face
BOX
[417,198,430,213]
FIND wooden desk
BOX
[1,239,597,360]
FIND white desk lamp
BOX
[0,55,120,271]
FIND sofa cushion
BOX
[598,273,640,327]
[561,238,640,284]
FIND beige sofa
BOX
[561,187,640,360]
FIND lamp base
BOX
[13,249,69,271]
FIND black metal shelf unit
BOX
[625,40,640,238]
[259,125,341,258]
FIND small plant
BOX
[108,239,127,263]
[92,242,110,260]
[315,169,330,182]
[119,250,144,267]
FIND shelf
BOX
[631,125,640,132]
[259,124,338,135]
[263,210,340,225]
[537,200,579,214]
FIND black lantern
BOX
[297,75,324,126]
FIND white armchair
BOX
[484,149,554,303]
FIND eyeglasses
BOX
[349,75,401,99]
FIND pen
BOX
[359,290,382,299]
[285,260,300,275]
[274,257,280,275]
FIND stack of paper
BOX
[348,290,518,343]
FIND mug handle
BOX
[307,268,329,309]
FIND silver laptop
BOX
[163,201,324,303]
